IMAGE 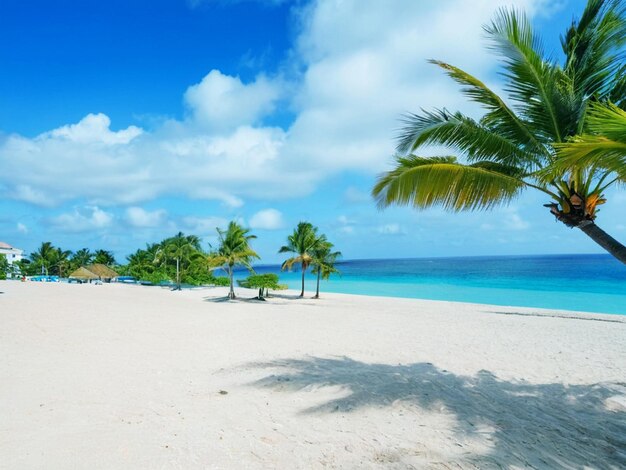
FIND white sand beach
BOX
[1,280,625,469]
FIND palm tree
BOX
[29,242,57,275]
[94,249,116,266]
[279,222,320,297]
[157,232,202,290]
[209,221,259,299]
[310,238,342,299]
[126,243,162,280]
[71,248,94,269]
[554,102,626,259]
[372,1,626,264]
[54,248,72,277]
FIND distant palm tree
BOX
[279,222,320,297]
[71,248,94,268]
[127,243,161,280]
[310,238,342,299]
[157,232,202,290]
[30,242,57,275]
[94,249,116,267]
[54,248,72,277]
[372,1,626,263]
[210,222,259,299]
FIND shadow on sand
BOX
[202,293,322,306]
[249,356,626,468]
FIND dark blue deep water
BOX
[239,254,626,315]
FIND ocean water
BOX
[238,254,626,315]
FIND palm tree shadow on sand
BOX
[248,356,626,468]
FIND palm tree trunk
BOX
[578,221,626,264]
[229,267,235,299]
[314,269,321,299]
[176,257,180,290]
[300,264,305,297]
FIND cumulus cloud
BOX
[125,207,167,228]
[184,70,281,131]
[48,206,114,232]
[249,208,284,230]
[0,0,550,212]
[44,113,142,145]
[336,214,357,234]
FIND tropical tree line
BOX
[3,221,342,299]
[11,244,117,277]
[373,0,626,264]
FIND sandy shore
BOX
[1,280,625,469]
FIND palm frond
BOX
[429,60,548,157]
[397,109,537,170]
[562,0,626,99]
[373,155,527,211]
[554,102,626,179]
[485,8,569,142]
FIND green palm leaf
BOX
[373,155,526,211]
[397,109,537,170]
[554,102,626,179]
[486,8,569,142]
[429,60,547,157]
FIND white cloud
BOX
[125,207,167,228]
[44,113,142,145]
[505,213,530,231]
[184,70,281,131]
[16,222,28,234]
[249,208,284,230]
[49,206,114,232]
[377,223,406,235]
[0,0,551,212]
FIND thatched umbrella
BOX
[85,264,119,282]
[69,266,99,282]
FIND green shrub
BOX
[212,276,230,287]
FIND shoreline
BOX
[5,278,624,319]
[1,280,625,468]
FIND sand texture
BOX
[1,281,625,469]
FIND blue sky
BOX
[2,0,621,265]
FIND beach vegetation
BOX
[94,249,116,267]
[0,255,8,280]
[279,222,320,297]
[209,221,259,299]
[70,248,95,271]
[212,276,231,287]
[373,0,626,264]
[310,239,342,299]
[156,232,203,290]
[125,237,213,287]
[29,242,71,276]
[238,273,286,300]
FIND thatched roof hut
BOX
[69,264,118,283]
[69,266,100,280]
[85,264,119,280]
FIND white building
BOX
[0,241,24,265]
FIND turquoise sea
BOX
[240,254,626,315]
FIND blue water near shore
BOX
[240,254,626,315]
